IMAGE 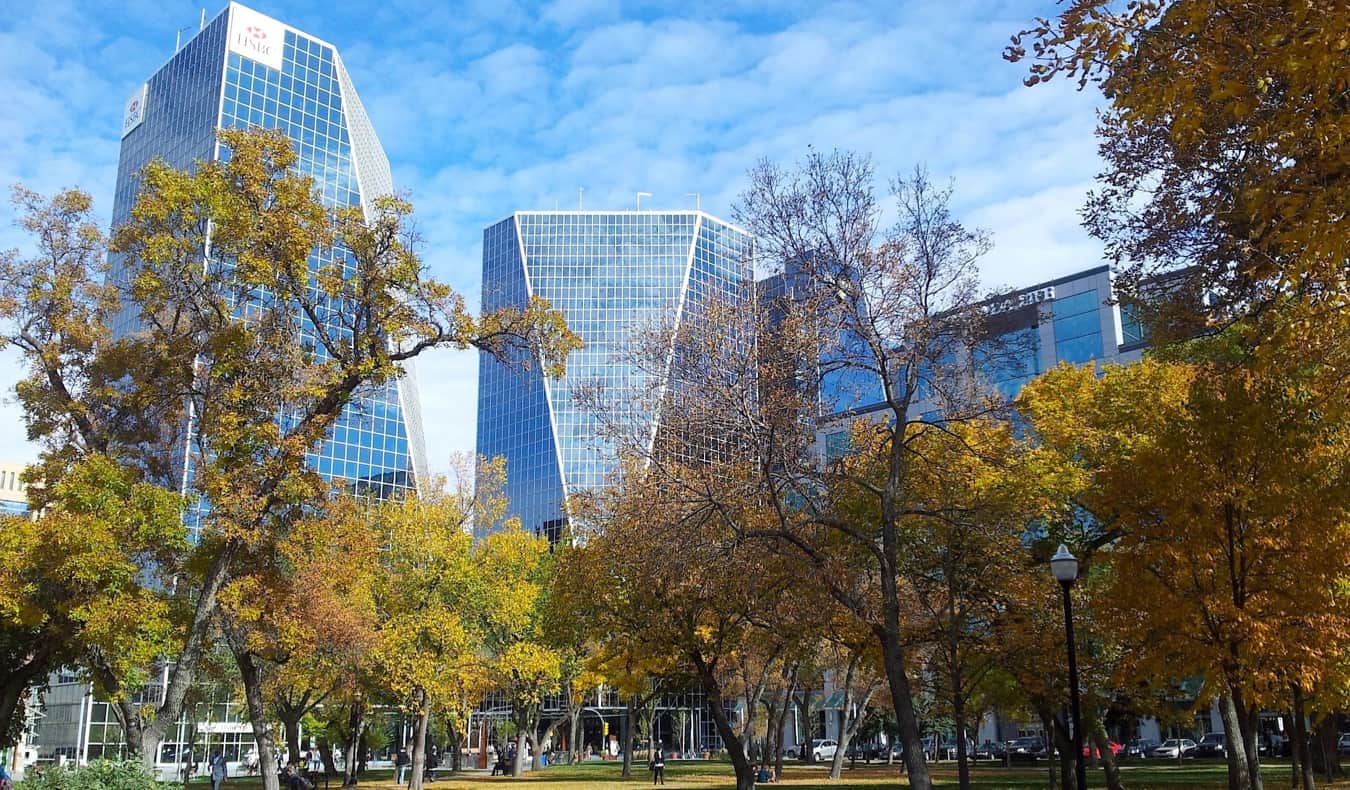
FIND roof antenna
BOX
[175,25,192,52]
[637,192,652,210]
[578,187,584,210]
[686,193,701,211]
[200,8,206,31]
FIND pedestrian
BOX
[209,750,227,790]
[308,748,322,774]
[0,763,12,790]
[649,745,665,785]
[395,747,411,785]
[426,745,439,783]
[491,748,509,776]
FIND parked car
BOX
[1006,736,1046,760]
[810,739,838,761]
[937,737,976,761]
[1150,739,1197,759]
[1126,738,1159,759]
[975,740,1006,760]
[1193,733,1226,758]
[1338,733,1350,756]
[845,742,885,762]
[1084,740,1123,758]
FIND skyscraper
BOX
[475,210,754,540]
[25,4,425,771]
[112,2,427,521]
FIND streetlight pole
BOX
[1051,544,1088,790]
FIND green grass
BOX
[194,758,1347,789]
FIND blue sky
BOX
[0,0,1104,475]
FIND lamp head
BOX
[1050,543,1079,584]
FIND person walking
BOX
[650,745,665,786]
[209,750,228,790]
[395,747,411,785]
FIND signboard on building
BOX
[121,84,148,138]
[987,286,1055,315]
[228,4,286,70]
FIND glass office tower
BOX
[111,2,427,526]
[25,4,425,775]
[476,211,754,540]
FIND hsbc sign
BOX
[228,5,285,70]
[122,84,148,138]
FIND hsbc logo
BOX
[122,84,147,138]
[228,8,285,70]
[235,26,273,58]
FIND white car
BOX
[811,739,838,761]
[1150,738,1197,759]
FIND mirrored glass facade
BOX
[110,2,426,542]
[813,265,1144,454]
[476,211,753,538]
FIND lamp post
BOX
[1051,544,1088,790]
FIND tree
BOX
[475,525,559,778]
[0,454,185,749]
[727,154,1011,790]
[0,130,578,779]
[1005,1,1349,371]
[1019,349,1350,790]
[371,470,496,790]
[560,459,807,790]
[219,488,381,785]
[887,419,1070,790]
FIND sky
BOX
[0,0,1106,476]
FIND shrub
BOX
[18,760,162,790]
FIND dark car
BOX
[1338,733,1350,755]
[846,742,885,762]
[1006,736,1046,760]
[1193,733,1226,758]
[975,740,1006,760]
[1126,738,1159,759]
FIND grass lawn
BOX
[200,758,1347,789]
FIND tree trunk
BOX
[112,695,164,767]
[621,696,636,778]
[445,720,462,772]
[236,650,281,790]
[569,704,583,764]
[694,655,755,790]
[1053,713,1075,790]
[1291,685,1315,790]
[1090,718,1124,790]
[318,737,337,776]
[764,694,780,775]
[512,730,527,777]
[0,647,55,753]
[533,715,560,771]
[116,543,239,767]
[408,694,429,790]
[1231,685,1264,790]
[1311,714,1342,781]
[953,668,970,790]
[1219,693,1252,790]
[773,675,795,780]
[1039,709,1057,790]
[343,697,366,787]
[282,715,302,769]
[878,628,933,790]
